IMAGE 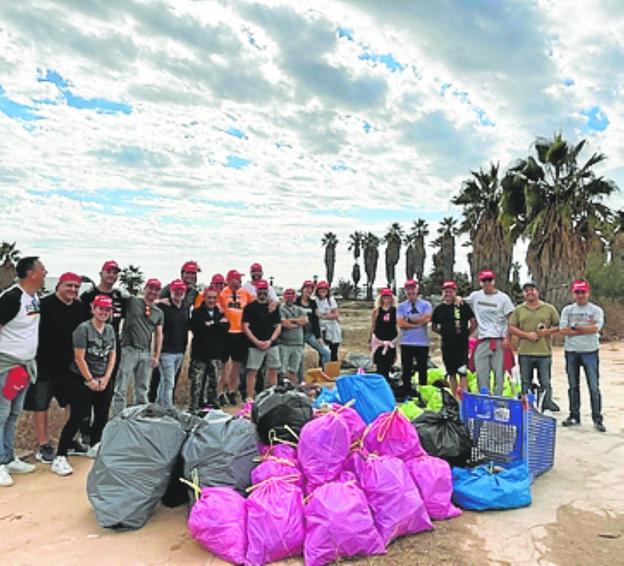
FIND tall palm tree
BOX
[501,134,617,309]
[404,219,428,281]
[0,241,21,291]
[347,231,364,290]
[431,217,457,283]
[351,262,361,289]
[362,232,380,300]
[383,222,404,292]
[119,265,145,296]
[453,163,514,290]
[321,232,339,285]
[608,210,624,267]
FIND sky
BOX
[1,0,623,288]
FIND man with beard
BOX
[243,262,278,301]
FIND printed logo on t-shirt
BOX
[25,296,40,316]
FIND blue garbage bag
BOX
[312,387,341,408]
[336,373,396,424]
[452,461,532,511]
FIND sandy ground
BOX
[2,303,623,565]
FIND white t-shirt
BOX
[466,289,515,339]
[316,296,342,343]
[560,302,604,352]
[0,284,41,360]
[242,281,278,302]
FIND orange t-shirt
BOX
[219,287,254,333]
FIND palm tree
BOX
[351,262,361,289]
[404,219,428,281]
[431,217,457,284]
[501,134,617,309]
[0,241,21,291]
[511,261,521,288]
[362,232,380,300]
[453,163,514,290]
[347,231,364,291]
[383,223,404,292]
[321,232,339,285]
[608,210,624,267]
[119,265,145,296]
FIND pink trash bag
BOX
[363,409,424,461]
[343,445,369,478]
[188,486,246,564]
[405,455,462,520]
[257,443,300,467]
[304,480,386,566]
[359,455,433,545]
[298,412,350,490]
[251,458,305,491]
[331,403,366,443]
[245,477,305,566]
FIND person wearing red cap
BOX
[432,280,476,396]
[217,270,254,406]
[278,288,308,384]
[295,280,330,377]
[315,281,341,362]
[242,280,282,400]
[80,260,127,334]
[52,295,117,476]
[559,280,605,431]
[243,263,278,301]
[370,288,398,380]
[465,270,515,395]
[23,272,83,464]
[160,261,200,311]
[111,279,164,416]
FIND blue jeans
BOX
[518,355,555,408]
[297,334,331,382]
[0,370,29,464]
[157,352,185,408]
[565,350,602,423]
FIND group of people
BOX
[369,270,606,434]
[0,256,606,488]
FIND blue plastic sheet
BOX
[336,373,396,424]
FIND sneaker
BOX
[594,422,606,433]
[51,456,73,476]
[217,393,228,408]
[542,401,560,412]
[562,416,580,427]
[67,440,89,457]
[6,457,36,474]
[36,443,55,464]
[226,391,239,406]
[86,443,100,459]
[0,465,13,487]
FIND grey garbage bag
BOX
[87,404,188,530]
[182,410,259,496]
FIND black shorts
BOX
[23,377,70,411]
[225,333,248,364]
[441,344,468,377]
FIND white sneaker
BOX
[51,456,73,476]
[86,443,100,459]
[6,457,36,474]
[0,465,14,487]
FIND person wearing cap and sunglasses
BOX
[509,282,560,412]
[315,281,341,362]
[23,272,83,465]
[295,280,330,379]
[51,295,117,476]
[80,260,127,334]
[559,280,605,432]
[243,262,278,302]
[431,280,476,396]
[278,288,308,385]
[111,279,164,416]
[397,279,432,399]
[370,288,398,380]
[465,270,515,395]
[160,260,201,311]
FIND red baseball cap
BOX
[181,261,200,273]
[101,260,120,272]
[255,279,269,290]
[145,278,162,290]
[92,295,113,309]
[169,279,187,291]
[250,262,263,273]
[404,279,418,288]
[571,279,590,293]
[283,287,296,297]
[302,279,314,289]
[442,280,457,290]
[380,288,393,297]
[211,273,225,284]
[227,269,243,281]
[479,269,496,280]
[316,280,330,290]
[58,272,82,285]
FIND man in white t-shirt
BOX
[242,262,279,302]
[466,269,515,395]
[0,256,46,486]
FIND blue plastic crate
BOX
[460,392,556,481]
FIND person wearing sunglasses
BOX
[111,279,164,416]
[559,280,605,432]
[0,256,46,487]
[465,269,515,395]
[23,272,83,465]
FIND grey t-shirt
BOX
[278,303,307,346]
[560,302,604,352]
[121,297,164,350]
[71,321,116,377]
[467,289,515,339]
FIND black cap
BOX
[522,282,538,290]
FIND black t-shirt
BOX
[190,304,230,362]
[36,294,83,379]
[431,302,475,346]
[160,302,190,354]
[295,296,321,338]
[80,287,127,334]
[374,306,398,341]
[242,301,281,342]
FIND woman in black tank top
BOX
[370,289,398,379]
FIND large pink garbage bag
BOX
[343,446,368,478]
[298,412,350,490]
[359,455,433,545]
[405,455,462,520]
[188,486,246,564]
[258,443,299,465]
[251,458,305,491]
[245,478,305,566]
[363,409,424,461]
[331,403,366,443]
[304,480,386,566]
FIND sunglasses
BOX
[257,290,269,296]
[574,290,587,295]
[480,278,494,283]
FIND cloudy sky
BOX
[1,0,622,288]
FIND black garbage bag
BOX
[87,404,187,530]
[182,410,259,496]
[251,384,314,445]
[413,391,472,467]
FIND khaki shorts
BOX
[246,346,281,370]
[279,344,304,375]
